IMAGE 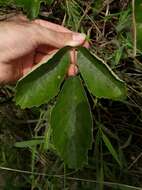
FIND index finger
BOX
[33,19,72,33]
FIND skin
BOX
[0,15,88,84]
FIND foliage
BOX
[15,46,126,168]
[15,47,70,108]
[51,76,93,169]
[0,0,142,189]
[134,0,142,52]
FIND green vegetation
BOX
[0,0,142,189]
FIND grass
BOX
[0,0,142,189]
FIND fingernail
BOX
[67,33,86,46]
[73,33,86,43]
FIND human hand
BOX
[0,15,87,84]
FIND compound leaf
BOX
[51,76,93,169]
[15,47,70,108]
[78,47,127,100]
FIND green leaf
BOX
[134,0,142,23]
[44,0,54,5]
[15,0,42,19]
[15,47,70,108]
[15,139,44,148]
[101,130,121,167]
[92,0,104,15]
[134,0,142,51]
[78,47,127,100]
[51,76,93,169]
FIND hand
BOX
[0,15,87,84]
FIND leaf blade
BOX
[51,76,93,169]
[15,139,44,148]
[78,47,127,100]
[101,130,121,167]
[15,47,70,108]
[134,0,142,51]
[15,0,41,19]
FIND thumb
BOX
[35,24,86,48]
